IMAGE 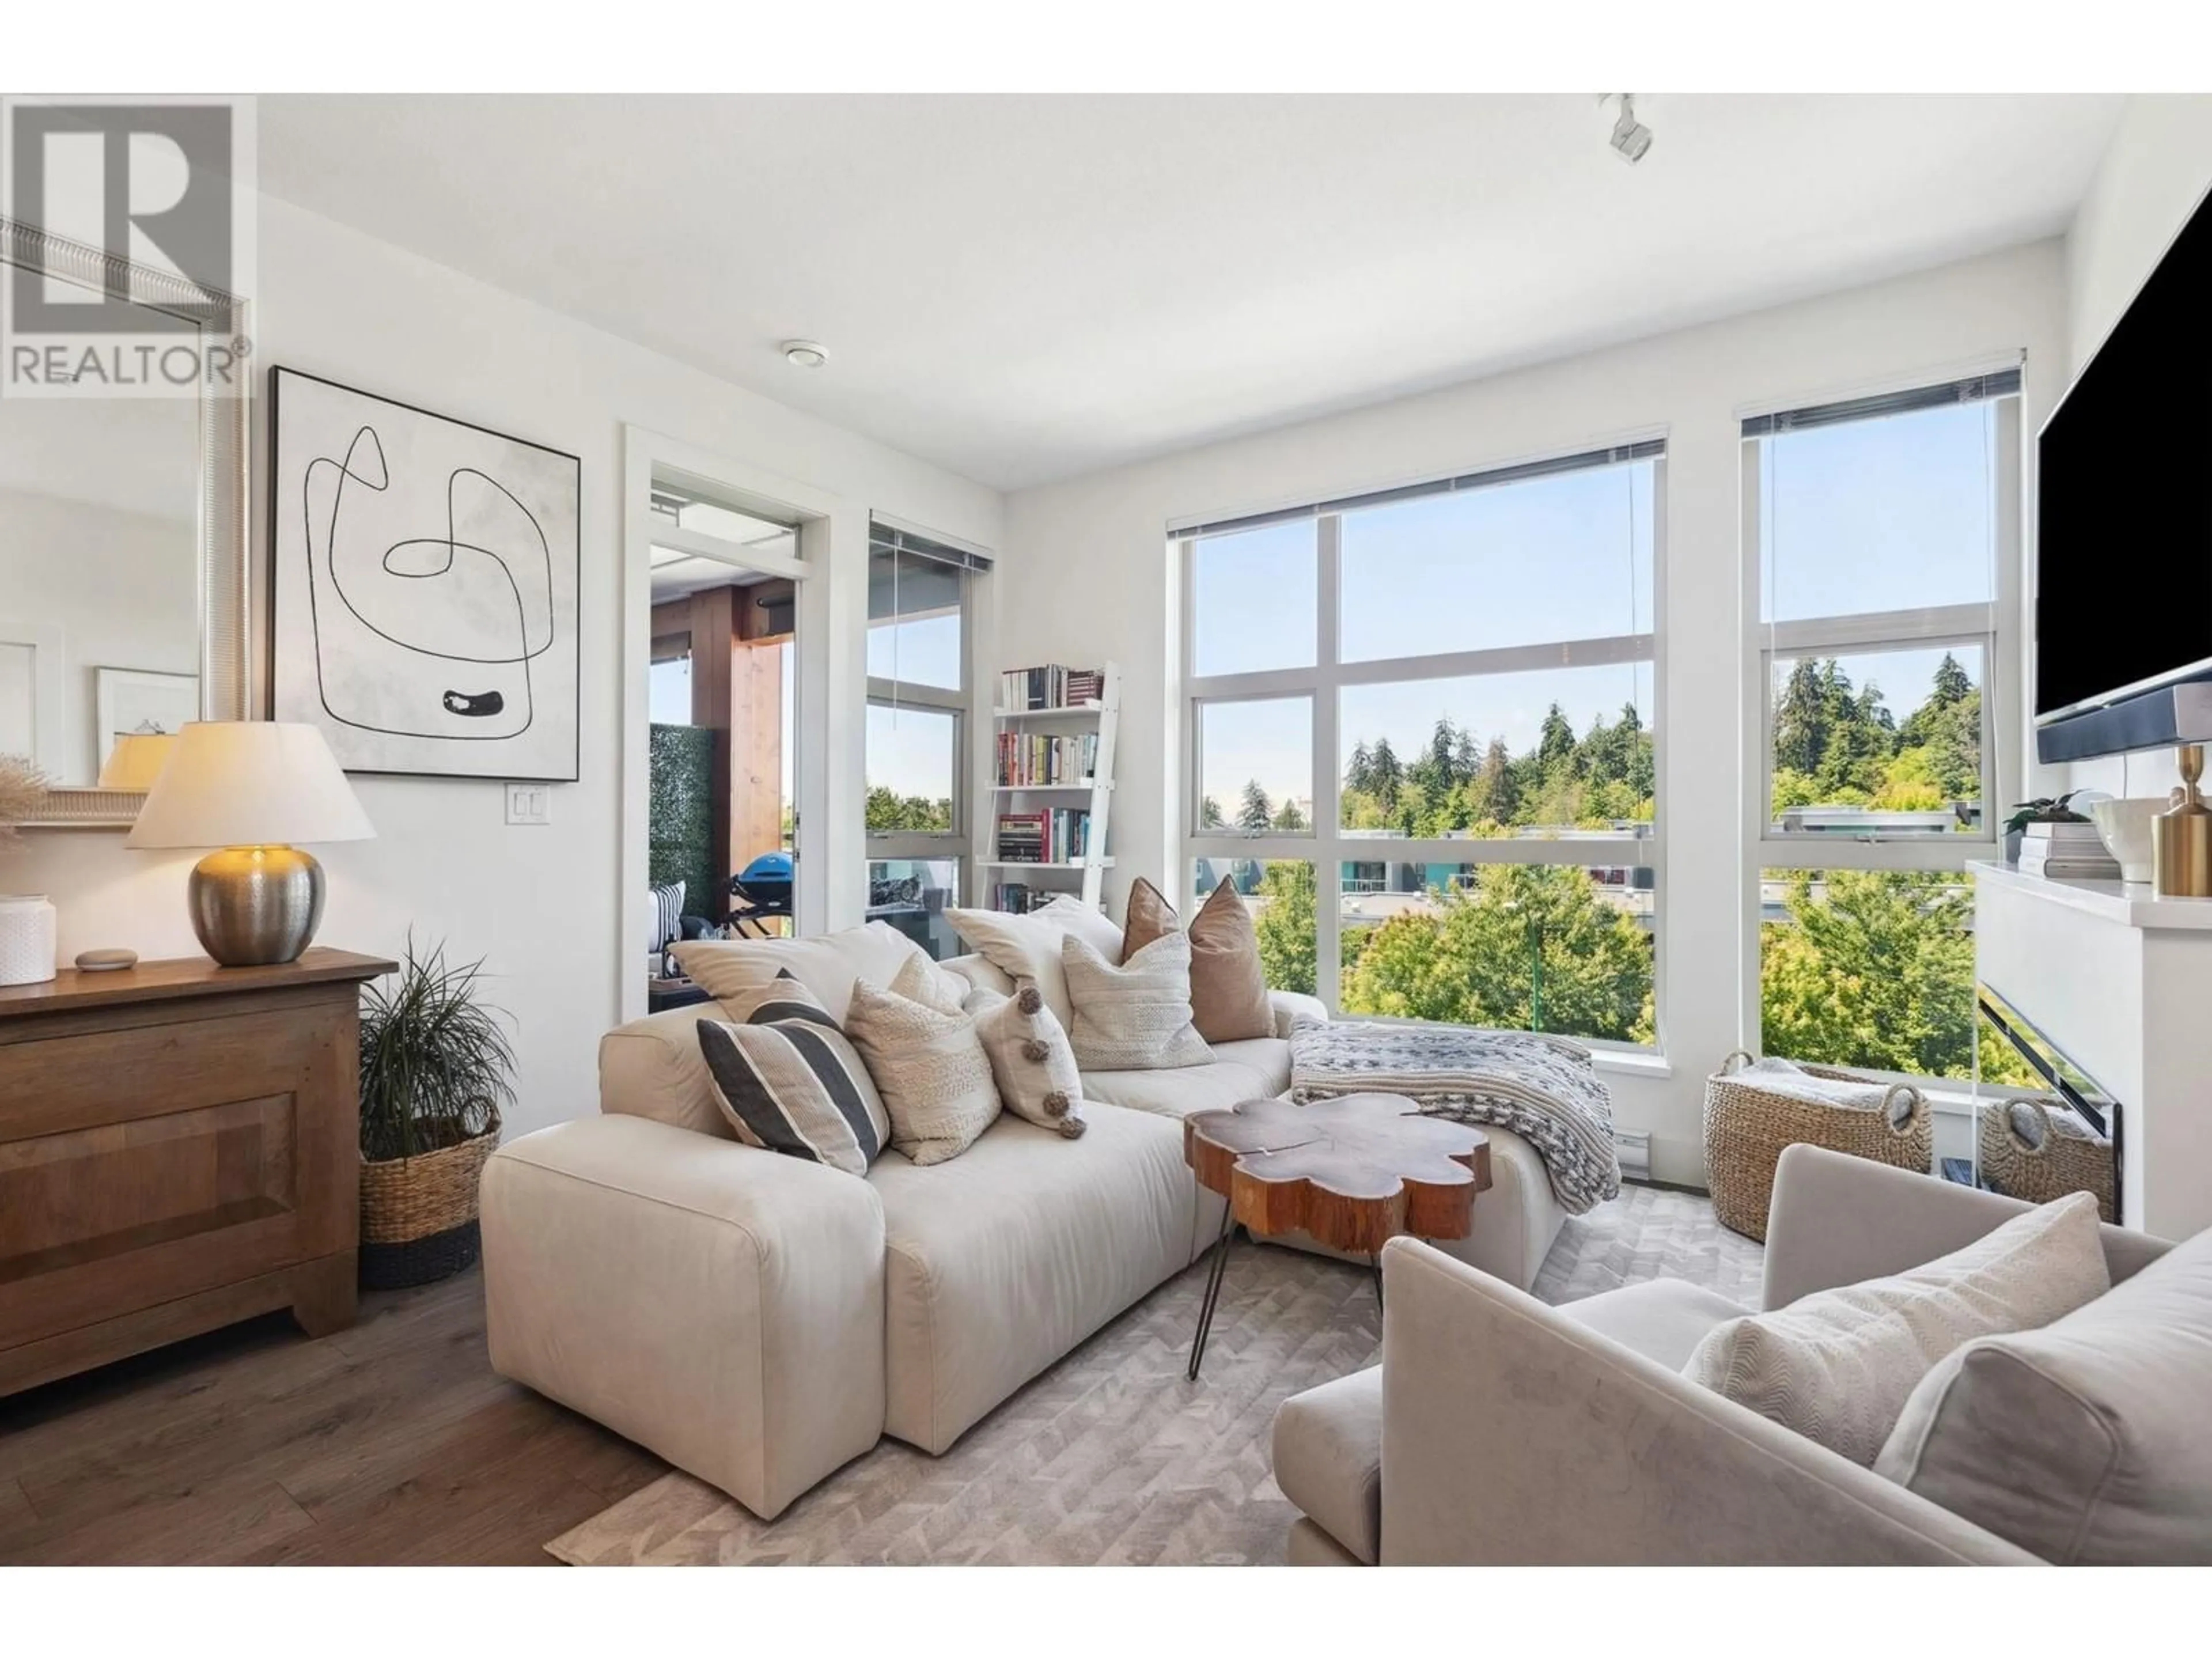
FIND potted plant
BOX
[357,938,514,1290]
[2003,791,2090,864]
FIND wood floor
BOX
[0,1267,666,1565]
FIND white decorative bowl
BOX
[2089,797,2165,885]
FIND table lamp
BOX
[97,729,176,790]
[125,721,375,966]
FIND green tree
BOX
[1237,779,1274,833]
[1344,741,1374,797]
[1773,658,1829,777]
[866,785,951,832]
[1251,861,1316,995]
[1537,703,1577,774]
[1199,794,1225,829]
[1471,735,1517,824]
[1368,737,1403,809]
[1759,869,1975,1077]
[1271,795,1309,831]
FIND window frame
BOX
[865,544,974,867]
[1736,370,2024,1081]
[1178,445,1668,1058]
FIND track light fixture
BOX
[1604,94,1653,165]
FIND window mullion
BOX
[1316,513,1342,1009]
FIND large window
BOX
[1745,371,2020,1081]
[866,522,986,959]
[1181,444,1662,1050]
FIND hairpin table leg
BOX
[1186,1203,1240,1381]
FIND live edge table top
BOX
[1182,1093,1493,1257]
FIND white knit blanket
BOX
[1289,1018,1623,1215]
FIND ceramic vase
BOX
[0,893,58,986]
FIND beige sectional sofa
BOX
[482,923,1567,1521]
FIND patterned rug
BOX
[547,1184,1763,1566]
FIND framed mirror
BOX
[0,214,250,827]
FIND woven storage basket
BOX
[1977,1096,2116,1222]
[358,1113,501,1290]
[1703,1052,1931,1242]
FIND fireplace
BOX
[1970,983,2123,1224]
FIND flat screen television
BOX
[2036,181,2212,739]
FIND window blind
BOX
[1742,368,2022,438]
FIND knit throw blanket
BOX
[1288,1018,1623,1215]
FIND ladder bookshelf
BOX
[983,661,1119,913]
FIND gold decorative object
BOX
[2153,743,2212,898]
[125,722,375,966]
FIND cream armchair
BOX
[1275,1143,2177,1565]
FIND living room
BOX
[3,21,2209,1631]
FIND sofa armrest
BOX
[1377,1239,2036,1565]
[1270,988,1327,1039]
[1760,1143,2168,1310]
[482,1114,886,1520]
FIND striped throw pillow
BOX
[696,972,891,1176]
[650,880,685,953]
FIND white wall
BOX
[9,191,1000,1139]
[0,488,197,785]
[998,241,2067,1184]
[2061,95,2212,802]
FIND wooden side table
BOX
[0,948,395,1395]
[1181,1093,1490,1379]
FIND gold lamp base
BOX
[187,845,326,966]
[2154,744,2212,899]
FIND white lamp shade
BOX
[97,730,177,790]
[126,721,376,850]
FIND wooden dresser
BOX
[0,948,395,1395]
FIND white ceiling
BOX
[259,94,2126,492]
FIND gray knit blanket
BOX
[1288,1018,1623,1215]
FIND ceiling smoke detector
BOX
[781,339,828,368]
[1603,94,1653,165]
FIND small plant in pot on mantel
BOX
[2003,791,2090,864]
[357,937,514,1290]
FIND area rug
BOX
[547,1184,1763,1566]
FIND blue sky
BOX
[1194,399,1998,810]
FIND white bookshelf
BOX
[985,661,1119,912]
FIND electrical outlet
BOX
[505,783,551,825]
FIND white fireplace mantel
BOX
[1972,859,2212,1240]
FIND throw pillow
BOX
[972,986,1086,1138]
[649,880,685,953]
[844,977,1002,1166]
[889,949,968,1017]
[673,920,924,1023]
[943,897,1124,1028]
[1682,1191,2110,1465]
[1060,930,1210,1071]
[1118,876,1272,1044]
[1875,1224,2212,1564]
[694,973,891,1177]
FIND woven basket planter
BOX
[1703,1052,1930,1242]
[358,1114,501,1291]
[1978,1096,2116,1222]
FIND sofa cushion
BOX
[844,977,1001,1167]
[1684,1191,2111,1465]
[1062,931,1210,1071]
[870,1104,1193,1453]
[1876,1223,2212,1565]
[1558,1279,1751,1372]
[673,921,925,1024]
[1120,877,1274,1044]
[973,986,1086,1137]
[1081,1051,1282,1118]
[696,975,889,1176]
[600,1003,731,1137]
[1272,1365,1382,1565]
[942,898,1124,1029]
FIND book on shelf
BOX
[2022,821,2109,842]
[998,663,1104,711]
[990,882,1035,914]
[994,807,1090,863]
[994,730,1099,787]
[2018,845,2122,879]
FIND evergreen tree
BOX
[1199,794,1225,829]
[1344,741,1373,796]
[1931,652,1971,706]
[1427,718,1460,787]
[1774,659,1828,775]
[1473,736,1517,824]
[1537,702,1577,773]
[1369,737,1403,808]
[1237,779,1274,833]
[1271,796,1308,831]
[1452,727,1481,785]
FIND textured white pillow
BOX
[844,978,1002,1166]
[944,897,1124,1028]
[888,950,968,1017]
[1060,930,1210,1071]
[1683,1190,2111,1465]
[972,986,1086,1137]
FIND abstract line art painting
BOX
[270,368,581,781]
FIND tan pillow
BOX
[972,987,1086,1138]
[1683,1191,2111,1465]
[1120,877,1272,1044]
[843,978,1001,1166]
[1060,931,1210,1071]
[673,921,923,1022]
[889,950,967,1017]
[943,897,1123,1029]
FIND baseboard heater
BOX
[1613,1128,1652,1183]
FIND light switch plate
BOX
[505,782,551,826]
